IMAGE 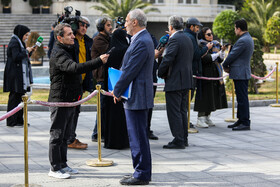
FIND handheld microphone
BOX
[106,47,115,55]
[156,34,169,50]
[32,36,44,48]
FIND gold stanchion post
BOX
[86,85,113,167]
[23,95,29,187]
[187,90,198,133]
[271,62,280,107]
[225,79,238,122]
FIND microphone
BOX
[32,36,44,48]
[156,34,169,50]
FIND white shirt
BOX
[131,28,146,45]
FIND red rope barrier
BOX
[31,90,98,107]
[0,103,24,122]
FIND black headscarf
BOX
[13,25,30,46]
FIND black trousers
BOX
[7,91,24,126]
[165,89,188,145]
[67,104,80,145]
[234,79,250,126]
[49,106,75,171]
[147,86,157,132]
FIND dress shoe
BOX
[7,123,30,128]
[227,121,241,128]
[120,176,149,185]
[149,131,158,140]
[232,124,250,131]
[68,139,88,149]
[163,142,185,149]
[91,137,104,142]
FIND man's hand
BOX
[224,67,230,73]
[100,54,109,64]
[112,91,121,104]
[155,48,164,59]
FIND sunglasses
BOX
[206,33,213,36]
[79,22,90,28]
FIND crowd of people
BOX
[3,8,254,185]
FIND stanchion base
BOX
[86,159,114,167]
[270,104,280,107]
[224,118,238,122]
[12,184,42,187]
[188,128,199,133]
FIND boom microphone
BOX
[33,36,44,48]
[156,34,169,50]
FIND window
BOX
[178,0,198,4]
[143,0,164,4]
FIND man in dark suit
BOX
[113,9,154,185]
[223,19,254,131]
[158,15,194,149]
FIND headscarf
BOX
[13,25,30,47]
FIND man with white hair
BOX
[67,16,93,149]
[113,9,154,185]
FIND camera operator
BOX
[66,16,93,150]
[91,17,113,142]
[48,23,109,179]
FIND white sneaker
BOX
[62,166,79,174]
[48,169,70,179]
[196,117,209,128]
[205,116,215,127]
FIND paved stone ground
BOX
[1,106,280,187]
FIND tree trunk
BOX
[274,46,278,54]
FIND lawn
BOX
[0,75,279,105]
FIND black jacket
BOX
[158,31,194,92]
[48,41,103,102]
[4,36,32,93]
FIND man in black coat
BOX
[67,16,93,150]
[158,16,193,149]
[48,23,109,179]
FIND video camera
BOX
[115,16,125,29]
[57,6,83,33]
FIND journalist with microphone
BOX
[4,25,36,128]
[47,23,109,179]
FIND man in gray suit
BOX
[158,15,194,149]
[113,9,154,185]
[223,19,254,131]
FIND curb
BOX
[0,100,278,112]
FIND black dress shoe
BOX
[163,142,185,149]
[149,132,158,140]
[120,176,149,185]
[232,124,250,131]
[227,121,240,128]
[184,139,189,147]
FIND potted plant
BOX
[1,0,11,13]
[41,0,52,14]
[26,32,46,66]
[29,0,41,14]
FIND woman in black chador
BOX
[4,25,36,127]
[104,29,129,149]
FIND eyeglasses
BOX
[79,22,90,29]
[206,33,213,36]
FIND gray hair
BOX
[169,15,184,31]
[81,16,90,24]
[129,9,147,27]
[54,23,71,40]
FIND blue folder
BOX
[108,67,132,100]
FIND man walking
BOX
[158,15,193,149]
[223,19,254,131]
[113,9,154,185]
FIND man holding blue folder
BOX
[113,9,154,185]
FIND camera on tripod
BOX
[57,6,83,33]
